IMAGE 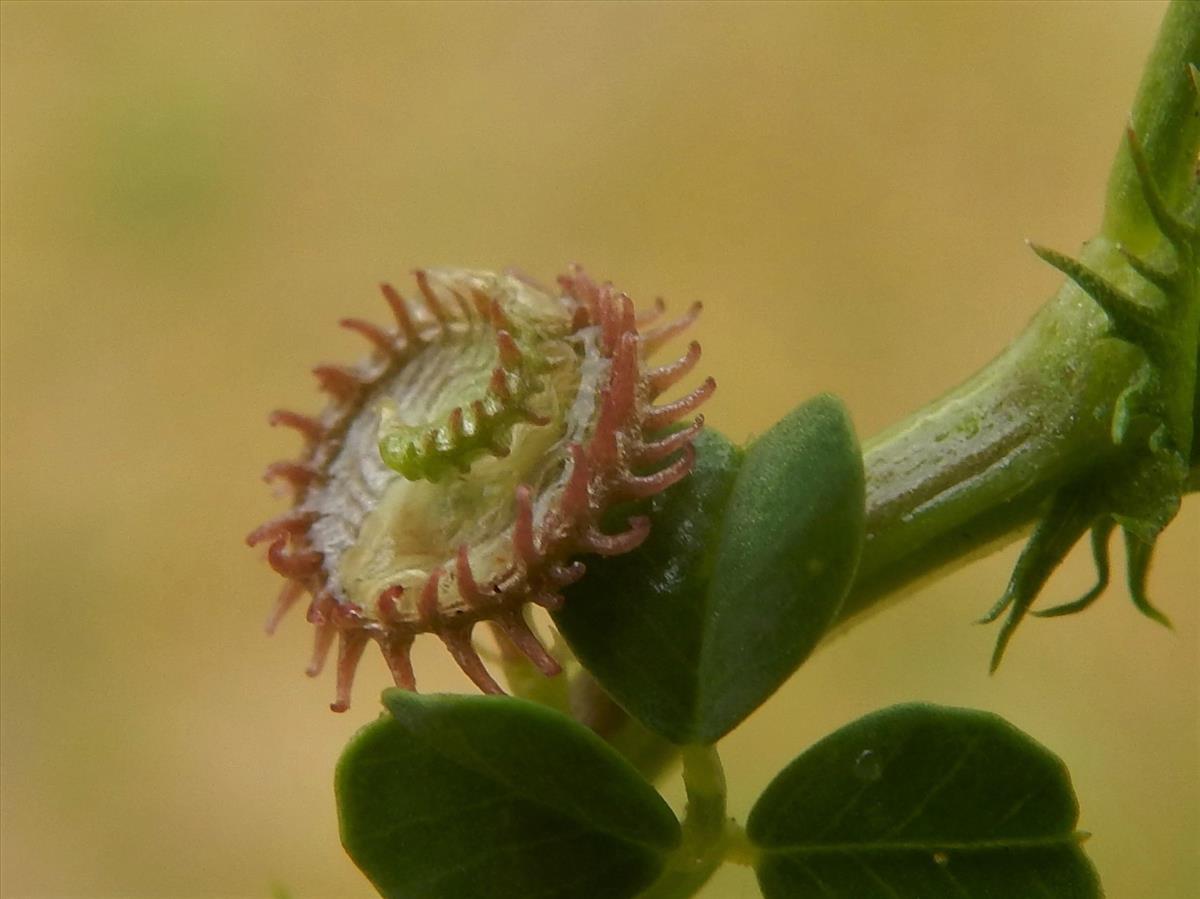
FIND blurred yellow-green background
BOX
[2,2,1196,897]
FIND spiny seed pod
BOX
[248,266,715,711]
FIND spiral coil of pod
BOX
[248,267,714,711]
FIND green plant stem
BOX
[836,287,1138,623]
[639,745,734,899]
[1103,0,1200,254]
[837,0,1199,625]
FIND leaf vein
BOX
[852,851,903,899]
[812,732,914,840]
[879,734,982,838]
[763,833,1085,855]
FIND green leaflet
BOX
[554,428,742,745]
[336,691,680,899]
[748,704,1101,899]
[555,395,864,745]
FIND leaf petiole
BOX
[639,745,733,899]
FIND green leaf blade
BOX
[748,704,1101,898]
[757,845,1099,899]
[698,394,865,742]
[553,427,743,744]
[337,691,681,899]
[555,394,865,745]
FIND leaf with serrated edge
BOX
[336,691,680,899]
[748,704,1101,899]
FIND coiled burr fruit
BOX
[248,267,715,711]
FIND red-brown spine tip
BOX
[550,561,587,589]
[620,443,697,499]
[488,295,513,331]
[265,581,305,635]
[246,512,315,548]
[306,620,337,677]
[496,330,523,368]
[582,517,652,556]
[376,584,404,619]
[637,415,705,464]
[413,269,450,325]
[489,366,512,400]
[312,364,362,401]
[441,627,505,694]
[448,288,475,322]
[267,536,323,578]
[448,407,468,440]
[380,633,416,691]
[644,376,716,430]
[339,316,396,355]
[268,409,325,442]
[646,341,702,399]
[637,296,667,326]
[380,282,420,343]
[330,632,369,713]
[495,613,561,677]
[642,301,703,354]
[530,591,566,612]
[262,460,320,490]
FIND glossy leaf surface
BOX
[554,428,742,744]
[556,395,864,744]
[748,704,1101,898]
[336,691,680,899]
